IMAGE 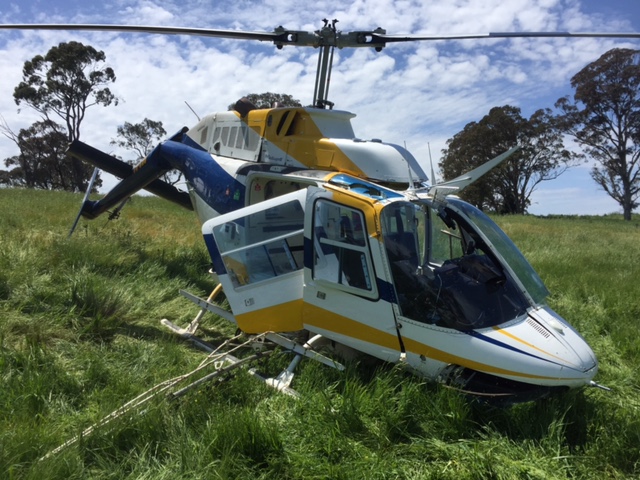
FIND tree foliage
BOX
[1,119,102,190]
[228,92,302,110]
[440,105,580,214]
[555,48,640,220]
[2,41,117,192]
[110,118,167,160]
[13,41,117,142]
[110,118,182,186]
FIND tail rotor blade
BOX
[68,168,99,237]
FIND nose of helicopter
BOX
[533,306,596,359]
[507,306,598,387]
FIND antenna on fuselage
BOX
[404,141,417,195]
[185,101,201,121]
[427,142,436,186]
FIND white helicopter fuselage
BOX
[5,20,629,403]
[69,103,599,401]
[199,171,598,400]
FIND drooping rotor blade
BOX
[0,23,334,49]
[0,23,275,40]
[370,31,640,45]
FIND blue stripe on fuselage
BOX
[464,330,566,367]
[157,137,245,215]
[203,232,226,275]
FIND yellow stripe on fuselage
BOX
[235,299,304,334]
[491,325,581,369]
[303,302,401,352]
[304,303,570,381]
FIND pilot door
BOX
[202,189,308,333]
[302,187,404,363]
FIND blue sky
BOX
[1,0,639,215]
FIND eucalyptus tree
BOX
[556,48,640,221]
[111,118,183,186]
[441,105,580,214]
[228,92,302,110]
[7,41,117,191]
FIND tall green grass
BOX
[1,188,638,479]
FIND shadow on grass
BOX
[468,388,597,447]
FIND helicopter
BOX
[2,20,637,403]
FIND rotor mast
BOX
[313,19,338,109]
[272,21,388,109]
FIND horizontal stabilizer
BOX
[67,139,193,218]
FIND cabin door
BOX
[302,187,403,362]
[201,189,308,333]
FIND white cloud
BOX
[119,1,176,24]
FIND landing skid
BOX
[161,286,344,397]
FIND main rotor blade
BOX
[0,23,286,42]
[2,23,638,50]
[372,30,640,44]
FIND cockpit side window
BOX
[382,201,529,330]
[381,203,424,268]
[312,200,374,294]
[429,209,464,265]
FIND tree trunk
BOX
[622,199,633,221]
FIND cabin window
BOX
[211,199,304,289]
[312,200,374,293]
[199,126,209,145]
[228,127,238,148]
[246,126,259,151]
[211,127,221,145]
[235,126,246,149]
[220,126,230,146]
[210,127,222,153]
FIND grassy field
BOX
[1,187,639,479]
